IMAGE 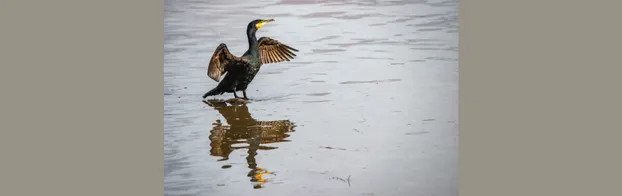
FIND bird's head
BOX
[247,19,275,33]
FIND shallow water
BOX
[164,0,458,195]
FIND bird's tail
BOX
[202,86,223,99]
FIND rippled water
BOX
[165,0,458,195]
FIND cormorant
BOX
[202,19,299,100]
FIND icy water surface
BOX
[165,0,458,195]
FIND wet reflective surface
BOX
[165,0,458,195]
[206,100,296,189]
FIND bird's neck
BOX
[247,30,259,55]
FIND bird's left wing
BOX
[257,37,299,65]
[207,43,244,82]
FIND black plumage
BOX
[202,19,299,100]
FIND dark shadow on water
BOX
[203,99,296,189]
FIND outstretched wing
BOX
[207,43,243,82]
[258,37,299,65]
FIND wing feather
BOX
[269,51,277,63]
[270,50,280,62]
[276,48,292,60]
[207,43,242,82]
[258,37,299,65]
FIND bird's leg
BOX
[242,90,249,100]
[232,86,240,99]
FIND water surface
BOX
[165,0,458,195]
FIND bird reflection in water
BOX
[204,99,296,189]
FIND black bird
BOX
[202,19,299,100]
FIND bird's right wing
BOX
[257,37,299,65]
[207,43,243,82]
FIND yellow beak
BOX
[255,19,275,29]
